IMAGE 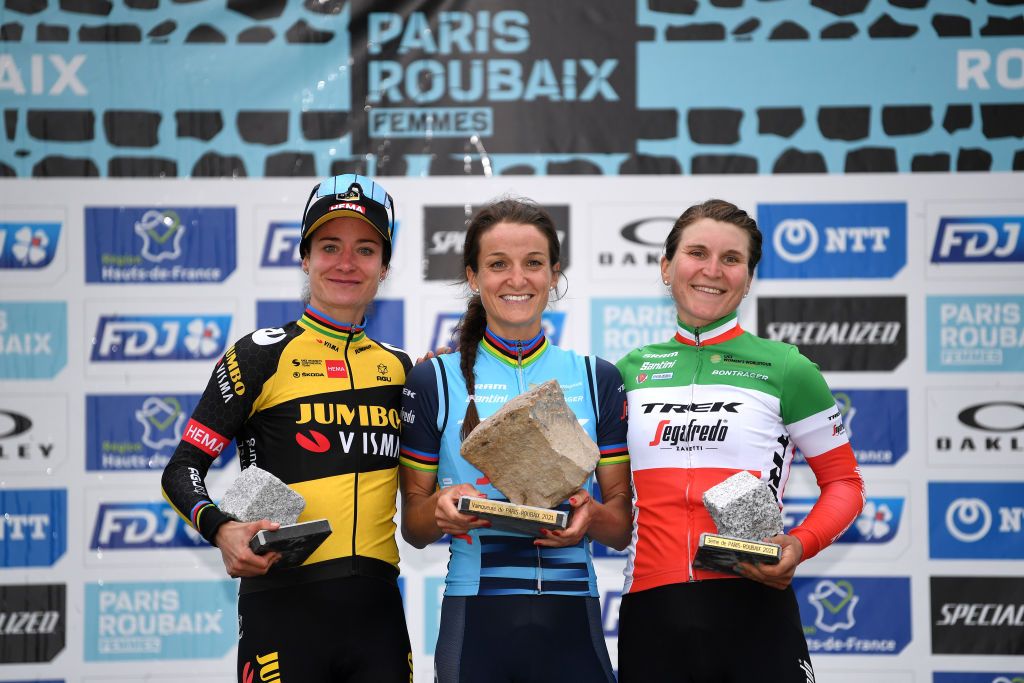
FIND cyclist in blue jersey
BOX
[399,198,632,683]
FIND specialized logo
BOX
[794,576,911,655]
[758,296,907,372]
[591,298,677,364]
[84,581,236,661]
[89,502,206,550]
[0,583,66,663]
[0,222,60,269]
[784,496,902,544]
[931,576,1024,654]
[758,203,906,278]
[350,3,649,156]
[932,216,1023,263]
[91,314,231,361]
[260,221,303,267]
[85,207,236,283]
[0,301,67,379]
[929,482,1024,559]
[422,205,570,280]
[86,394,235,472]
[0,489,66,567]
[430,310,565,349]
[927,296,1024,372]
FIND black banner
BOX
[931,576,1024,655]
[422,204,570,281]
[757,296,907,372]
[0,583,66,663]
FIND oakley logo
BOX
[958,402,1024,432]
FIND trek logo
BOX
[641,401,741,414]
[794,576,911,654]
[326,359,349,379]
[431,310,565,349]
[929,482,1024,559]
[648,419,728,448]
[85,207,235,283]
[784,496,902,544]
[931,576,1024,654]
[0,583,66,664]
[0,223,60,269]
[758,203,906,279]
[91,314,231,361]
[422,205,570,280]
[0,489,66,567]
[89,502,205,550]
[260,222,302,267]
[932,217,1023,263]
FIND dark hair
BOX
[664,199,762,276]
[455,198,561,440]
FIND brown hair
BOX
[664,199,762,276]
[455,198,561,440]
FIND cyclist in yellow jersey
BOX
[161,174,413,683]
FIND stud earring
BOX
[663,280,670,286]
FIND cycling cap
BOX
[300,174,396,263]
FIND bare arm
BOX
[400,467,490,548]
[534,463,632,550]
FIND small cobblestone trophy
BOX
[693,471,783,574]
[220,465,331,570]
[457,380,600,536]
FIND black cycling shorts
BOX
[435,594,615,683]
[618,579,814,683]
[237,575,411,683]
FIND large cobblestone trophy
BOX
[457,380,600,536]
[219,466,331,570]
[693,471,783,574]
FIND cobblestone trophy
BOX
[693,471,783,574]
[219,465,331,569]
[457,380,600,535]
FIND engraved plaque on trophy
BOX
[693,471,783,574]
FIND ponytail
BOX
[456,295,487,441]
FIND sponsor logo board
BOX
[86,394,236,471]
[84,580,236,660]
[591,298,676,364]
[89,311,232,364]
[85,207,236,283]
[0,395,67,473]
[0,301,67,379]
[927,295,1024,372]
[589,206,680,280]
[931,576,1024,655]
[758,202,906,278]
[0,208,66,285]
[758,296,907,372]
[928,388,1023,467]
[0,489,66,567]
[422,204,570,281]
[0,583,66,663]
[795,389,907,466]
[927,203,1024,278]
[794,576,912,655]
[929,482,1024,559]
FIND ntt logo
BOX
[773,219,819,263]
[945,497,991,543]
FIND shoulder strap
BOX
[433,357,450,435]
[584,355,599,418]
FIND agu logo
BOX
[89,502,205,550]
[91,314,231,361]
[0,223,60,269]
[932,217,1023,263]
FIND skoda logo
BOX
[945,497,991,543]
[0,410,33,439]
[620,217,673,247]
[958,402,1024,432]
[773,219,819,263]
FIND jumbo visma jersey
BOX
[617,311,864,594]
[161,307,411,593]
[399,329,629,597]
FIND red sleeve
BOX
[788,443,865,561]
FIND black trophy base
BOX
[693,532,781,575]
[249,519,332,571]
[457,496,569,536]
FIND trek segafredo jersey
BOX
[399,328,629,597]
[617,311,864,594]
[161,306,411,593]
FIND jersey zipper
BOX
[344,327,359,569]
[685,326,703,581]
[515,339,544,593]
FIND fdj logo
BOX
[0,223,60,269]
[261,221,302,267]
[90,502,204,549]
[932,217,1024,263]
[91,315,231,361]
